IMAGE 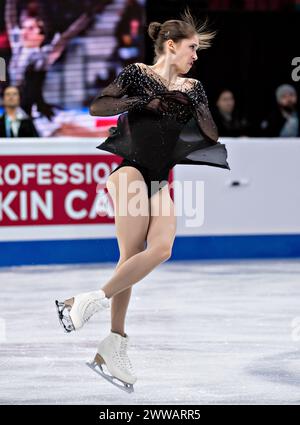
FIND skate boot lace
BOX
[120,339,135,374]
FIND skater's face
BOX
[278,92,297,109]
[166,34,199,74]
[3,87,20,108]
[21,18,45,48]
[217,90,235,114]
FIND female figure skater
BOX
[55,7,230,393]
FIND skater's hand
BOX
[162,90,191,106]
[144,96,168,114]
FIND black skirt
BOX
[97,108,230,173]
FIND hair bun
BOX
[148,22,162,41]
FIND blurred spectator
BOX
[0,85,39,137]
[19,1,42,23]
[260,84,300,137]
[113,0,145,65]
[212,89,250,137]
[5,0,91,119]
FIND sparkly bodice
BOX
[133,63,200,125]
[90,62,230,172]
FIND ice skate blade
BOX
[86,360,134,394]
[55,300,75,333]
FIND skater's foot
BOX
[86,331,137,392]
[55,289,110,333]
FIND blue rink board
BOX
[1,234,300,267]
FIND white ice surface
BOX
[1,259,300,405]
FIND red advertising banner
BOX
[0,154,174,226]
[0,155,121,226]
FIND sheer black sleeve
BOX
[189,79,219,144]
[89,63,153,116]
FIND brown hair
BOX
[147,6,216,63]
[3,85,20,95]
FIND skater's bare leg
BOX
[62,169,176,331]
[110,231,148,337]
[63,167,150,313]
[101,183,176,298]
[106,167,150,337]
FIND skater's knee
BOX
[161,245,172,262]
[119,245,145,262]
[151,241,173,262]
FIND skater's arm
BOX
[90,63,153,117]
[46,13,91,66]
[189,79,219,143]
[61,12,90,41]
[5,0,18,32]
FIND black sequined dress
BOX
[91,62,230,197]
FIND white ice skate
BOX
[55,289,110,333]
[86,331,137,393]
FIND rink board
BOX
[0,137,300,266]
